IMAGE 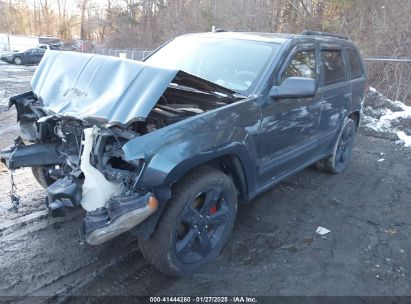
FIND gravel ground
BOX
[0,61,410,301]
[0,62,35,112]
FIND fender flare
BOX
[161,143,257,198]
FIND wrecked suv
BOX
[0,31,366,277]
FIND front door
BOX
[24,50,35,64]
[257,44,322,190]
[35,49,45,64]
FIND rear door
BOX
[318,45,351,151]
[258,43,322,189]
[344,47,367,110]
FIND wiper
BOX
[169,83,209,95]
[233,92,247,99]
[169,83,246,100]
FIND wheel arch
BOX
[133,149,256,241]
[349,111,360,131]
[162,149,255,203]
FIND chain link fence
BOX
[90,48,411,63]
[88,48,411,103]
[90,48,153,61]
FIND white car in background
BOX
[37,44,59,51]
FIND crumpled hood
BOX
[31,51,178,126]
[31,51,236,126]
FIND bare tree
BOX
[0,0,410,103]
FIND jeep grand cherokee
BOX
[0,31,367,277]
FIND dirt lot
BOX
[0,61,410,301]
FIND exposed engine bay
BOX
[6,82,233,183]
[0,51,239,245]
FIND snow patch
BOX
[396,131,411,147]
[361,89,411,148]
[0,89,7,111]
[316,226,331,235]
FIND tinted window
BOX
[346,48,363,79]
[322,50,346,86]
[281,50,316,83]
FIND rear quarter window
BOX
[345,47,364,79]
[322,50,346,86]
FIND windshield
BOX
[145,37,280,94]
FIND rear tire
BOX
[315,118,356,174]
[31,166,55,188]
[139,167,238,277]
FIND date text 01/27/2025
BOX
[149,296,258,303]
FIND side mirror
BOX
[269,77,316,99]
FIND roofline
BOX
[176,31,354,45]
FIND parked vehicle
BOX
[0,34,60,52]
[0,34,39,52]
[0,31,367,277]
[37,44,59,51]
[0,51,13,61]
[0,48,46,65]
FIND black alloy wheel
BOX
[334,120,355,172]
[138,167,238,277]
[315,118,356,174]
[175,186,230,264]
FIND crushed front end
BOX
[1,92,159,245]
[0,50,238,245]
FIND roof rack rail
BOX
[300,30,348,40]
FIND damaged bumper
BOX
[83,193,158,245]
[0,143,62,170]
[1,51,238,245]
[47,127,157,245]
[0,126,157,245]
[46,175,158,245]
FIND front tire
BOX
[139,167,238,277]
[31,166,55,188]
[13,57,22,65]
[315,118,356,174]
